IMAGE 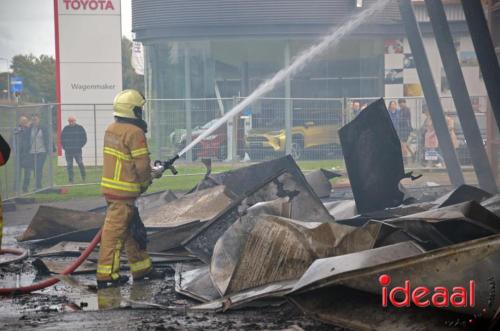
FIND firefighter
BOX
[0,133,11,249]
[97,89,164,288]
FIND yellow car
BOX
[245,121,342,160]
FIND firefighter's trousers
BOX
[96,200,152,281]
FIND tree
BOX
[4,38,143,103]
[0,72,9,99]
[122,37,145,93]
[10,54,56,103]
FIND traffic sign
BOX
[10,76,23,93]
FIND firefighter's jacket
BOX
[101,122,152,199]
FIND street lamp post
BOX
[0,57,10,101]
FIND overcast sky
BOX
[0,0,132,71]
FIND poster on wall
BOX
[403,54,415,69]
[384,39,404,54]
[459,51,478,67]
[384,69,403,84]
[403,83,422,96]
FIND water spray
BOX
[176,0,391,159]
[0,0,391,295]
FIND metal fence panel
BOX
[0,96,492,201]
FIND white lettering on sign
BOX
[63,0,115,11]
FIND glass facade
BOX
[144,36,384,158]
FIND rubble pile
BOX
[15,100,500,330]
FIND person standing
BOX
[96,89,164,288]
[388,100,411,162]
[387,100,402,134]
[398,98,413,163]
[0,133,11,248]
[61,116,87,183]
[13,116,31,193]
[351,101,361,119]
[24,114,49,191]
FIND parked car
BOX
[245,121,342,160]
[170,118,244,161]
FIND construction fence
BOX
[0,95,491,200]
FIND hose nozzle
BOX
[153,154,179,176]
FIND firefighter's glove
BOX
[151,165,164,179]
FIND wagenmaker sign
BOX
[71,83,116,92]
[54,0,122,165]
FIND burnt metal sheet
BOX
[323,200,357,219]
[334,202,435,227]
[304,169,340,199]
[17,206,105,242]
[290,285,469,331]
[190,280,295,312]
[182,161,334,263]
[367,200,500,251]
[33,242,90,257]
[291,241,425,294]
[292,233,500,317]
[143,185,235,228]
[211,214,381,296]
[482,195,500,217]
[205,155,320,201]
[19,228,100,246]
[147,221,203,252]
[207,198,292,295]
[393,201,500,245]
[147,252,198,263]
[175,264,221,303]
[434,184,492,208]
[339,98,406,214]
[182,203,241,264]
[136,190,178,220]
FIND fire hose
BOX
[0,247,28,267]
[0,155,180,296]
[0,229,102,296]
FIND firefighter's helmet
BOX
[113,89,146,119]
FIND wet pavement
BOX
[0,219,336,330]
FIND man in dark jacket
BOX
[61,116,87,183]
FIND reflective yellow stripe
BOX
[112,240,122,273]
[131,147,149,158]
[104,147,132,161]
[101,177,141,193]
[130,258,152,273]
[97,264,113,274]
[113,159,122,181]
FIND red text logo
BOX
[63,0,115,11]
[379,274,475,308]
